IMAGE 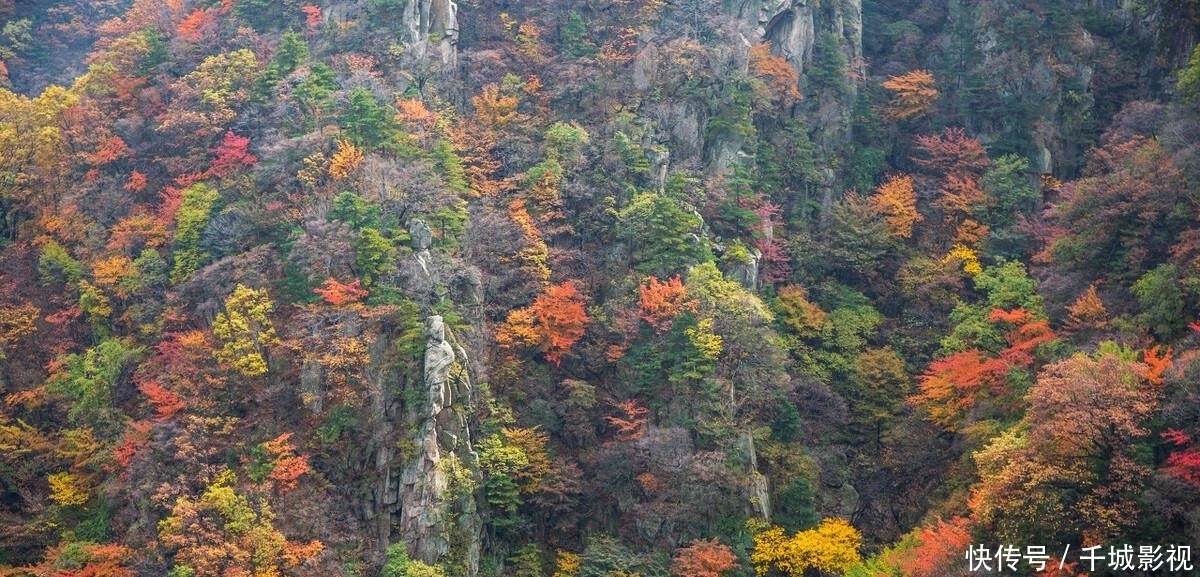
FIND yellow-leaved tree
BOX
[751,518,862,576]
[942,243,983,276]
[47,471,90,506]
[0,303,38,360]
[212,284,280,376]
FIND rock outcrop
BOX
[383,310,481,575]
[397,316,463,564]
[724,246,762,291]
[398,0,460,65]
[757,0,817,76]
[325,0,459,66]
[730,0,862,91]
[393,228,482,575]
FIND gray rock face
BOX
[299,358,323,413]
[757,0,858,75]
[651,100,704,160]
[399,419,451,559]
[411,220,436,284]
[719,0,862,188]
[323,0,457,65]
[411,219,434,251]
[423,315,455,415]
[648,145,670,192]
[398,313,480,574]
[449,268,484,321]
[398,0,460,65]
[839,0,864,73]
[762,2,816,77]
[725,247,762,290]
[708,131,746,173]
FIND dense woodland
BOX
[2,0,1200,575]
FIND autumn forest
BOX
[2,0,1200,575]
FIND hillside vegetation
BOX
[1,0,1199,576]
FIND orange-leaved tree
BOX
[882,70,938,120]
[638,275,696,333]
[0,302,38,361]
[257,432,312,493]
[496,281,590,365]
[88,135,130,166]
[774,285,826,338]
[1063,284,1108,331]
[672,538,739,577]
[158,470,323,576]
[138,379,185,421]
[328,139,363,180]
[911,308,1054,430]
[301,4,322,33]
[472,82,521,127]
[124,170,148,192]
[176,7,219,44]
[870,174,922,239]
[313,277,368,307]
[12,541,137,577]
[934,173,989,246]
[749,43,801,107]
[501,426,552,492]
[604,399,649,443]
[885,517,973,577]
[507,198,552,284]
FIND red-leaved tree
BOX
[913,127,990,178]
[1162,429,1200,490]
[206,130,256,178]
